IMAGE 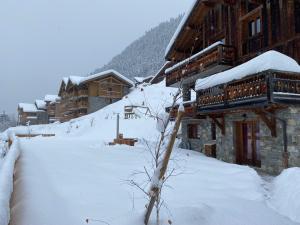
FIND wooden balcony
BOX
[166,44,236,86]
[77,101,88,109]
[78,89,88,97]
[197,70,300,113]
[167,102,196,120]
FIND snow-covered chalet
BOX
[165,0,300,174]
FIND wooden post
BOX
[144,107,184,225]
[116,113,120,139]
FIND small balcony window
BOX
[248,18,261,37]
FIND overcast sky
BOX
[0,0,193,115]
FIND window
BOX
[256,18,261,33]
[249,20,255,37]
[248,18,261,37]
[187,124,201,139]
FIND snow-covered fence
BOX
[0,136,21,225]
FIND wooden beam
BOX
[254,109,277,137]
[210,115,225,135]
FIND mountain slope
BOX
[92,16,182,79]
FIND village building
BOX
[165,0,300,174]
[58,70,134,121]
[17,103,48,126]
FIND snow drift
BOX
[0,137,20,225]
[269,168,300,223]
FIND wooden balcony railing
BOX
[78,89,88,97]
[167,102,196,120]
[197,70,300,111]
[166,44,236,86]
[77,101,88,109]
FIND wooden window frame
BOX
[187,124,200,139]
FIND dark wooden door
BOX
[235,121,261,167]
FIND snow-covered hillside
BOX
[1,81,300,225]
[93,16,182,79]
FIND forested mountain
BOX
[92,15,182,79]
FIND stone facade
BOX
[87,97,120,114]
[180,106,300,175]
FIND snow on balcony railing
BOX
[195,51,300,91]
[166,41,223,74]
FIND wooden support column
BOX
[210,115,226,135]
[254,109,277,137]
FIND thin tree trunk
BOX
[144,109,184,225]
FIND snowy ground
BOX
[7,138,299,225]
[1,81,300,225]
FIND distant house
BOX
[58,70,134,121]
[18,103,48,126]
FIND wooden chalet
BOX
[18,103,48,126]
[44,95,61,123]
[165,0,300,174]
[58,70,133,121]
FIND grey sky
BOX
[0,0,192,114]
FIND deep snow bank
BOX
[2,81,178,141]
[269,168,300,223]
[0,138,20,225]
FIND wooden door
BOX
[235,121,261,167]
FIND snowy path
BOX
[8,137,299,225]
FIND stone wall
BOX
[88,97,120,114]
[180,106,300,174]
[180,118,212,152]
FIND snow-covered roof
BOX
[195,51,300,91]
[44,95,60,103]
[134,77,146,83]
[69,76,85,85]
[81,70,134,86]
[35,100,47,110]
[18,103,39,113]
[165,41,223,74]
[165,0,199,58]
[62,77,69,85]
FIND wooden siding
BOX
[165,0,300,86]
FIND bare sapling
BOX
[126,84,184,225]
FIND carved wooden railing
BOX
[78,89,88,97]
[197,71,300,110]
[166,44,236,86]
[77,101,88,109]
[168,102,196,120]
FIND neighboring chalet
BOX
[165,0,300,174]
[58,70,133,121]
[18,103,48,126]
[44,95,61,123]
